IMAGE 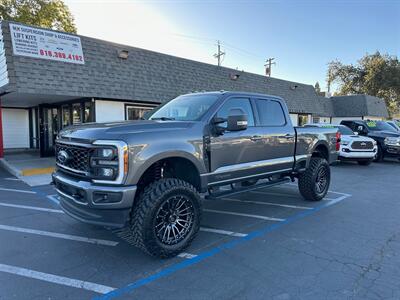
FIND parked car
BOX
[386,120,400,132]
[306,124,377,165]
[52,91,339,257]
[340,120,400,162]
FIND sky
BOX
[64,0,400,91]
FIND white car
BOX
[306,124,377,165]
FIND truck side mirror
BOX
[227,112,248,131]
[357,125,367,135]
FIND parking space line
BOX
[46,195,60,205]
[0,202,64,213]
[177,253,198,259]
[204,209,285,222]
[4,178,21,181]
[200,227,248,237]
[218,197,314,210]
[283,183,351,197]
[0,187,36,194]
[0,263,115,294]
[0,224,119,246]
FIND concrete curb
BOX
[0,158,21,177]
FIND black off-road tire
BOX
[358,160,372,166]
[298,157,330,201]
[373,144,384,162]
[128,178,201,258]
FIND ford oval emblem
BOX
[57,150,69,164]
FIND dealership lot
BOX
[0,162,399,299]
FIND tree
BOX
[327,52,400,116]
[0,0,76,33]
[314,81,321,93]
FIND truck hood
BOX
[58,120,195,141]
[368,131,400,139]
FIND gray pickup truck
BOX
[52,91,339,257]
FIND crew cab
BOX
[53,91,339,257]
[341,120,400,162]
[306,124,377,165]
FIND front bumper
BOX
[52,171,137,228]
[383,144,400,156]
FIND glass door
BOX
[39,105,60,157]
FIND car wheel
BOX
[298,157,330,201]
[126,178,201,258]
[373,144,384,162]
[358,160,372,166]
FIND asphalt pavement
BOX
[0,160,399,300]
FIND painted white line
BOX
[284,183,351,197]
[250,190,300,198]
[204,209,285,222]
[47,195,60,205]
[219,197,313,210]
[200,227,248,237]
[0,187,36,194]
[325,194,352,206]
[0,224,119,246]
[178,253,198,259]
[4,177,21,181]
[0,263,115,294]
[0,202,63,213]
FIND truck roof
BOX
[183,90,284,101]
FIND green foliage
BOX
[0,0,76,33]
[327,52,400,116]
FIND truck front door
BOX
[207,97,267,185]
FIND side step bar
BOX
[205,177,291,200]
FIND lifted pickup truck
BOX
[53,91,339,257]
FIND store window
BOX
[126,105,154,120]
[84,102,93,123]
[62,105,71,127]
[298,114,309,126]
[72,103,82,124]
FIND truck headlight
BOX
[98,148,114,158]
[384,137,400,145]
[92,141,128,184]
[341,141,349,146]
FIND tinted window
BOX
[256,99,286,126]
[366,120,396,132]
[337,125,354,135]
[216,97,255,127]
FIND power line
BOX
[264,58,276,77]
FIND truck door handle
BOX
[280,134,294,139]
[250,135,262,141]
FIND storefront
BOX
[0,21,389,158]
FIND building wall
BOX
[331,116,362,125]
[289,114,298,126]
[364,116,383,121]
[95,100,125,123]
[2,108,29,148]
[312,116,331,124]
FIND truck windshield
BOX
[148,94,219,121]
[365,121,396,132]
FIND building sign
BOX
[9,23,84,64]
[0,22,9,87]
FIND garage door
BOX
[2,108,29,148]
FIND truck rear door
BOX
[252,97,296,173]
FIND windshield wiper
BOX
[151,117,175,121]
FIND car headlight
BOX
[384,137,400,145]
[341,140,349,146]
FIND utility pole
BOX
[213,40,225,66]
[264,57,276,77]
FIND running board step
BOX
[205,178,291,200]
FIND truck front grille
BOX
[56,143,93,174]
[351,141,374,150]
